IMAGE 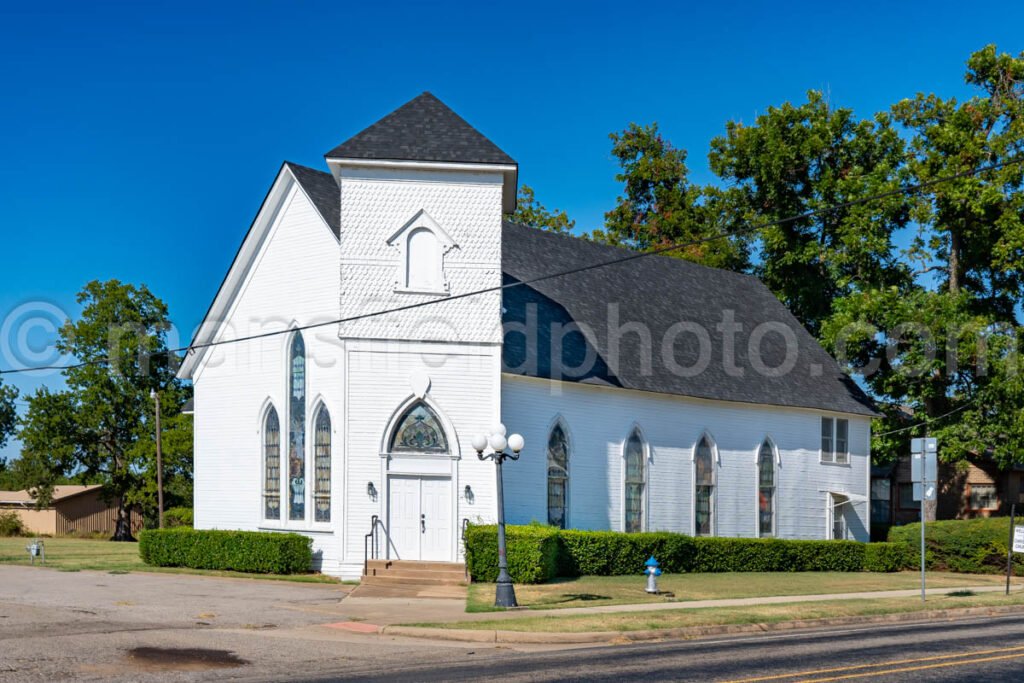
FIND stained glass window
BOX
[264,406,281,520]
[695,436,714,536]
[389,401,448,453]
[547,423,569,529]
[624,429,645,533]
[288,333,306,521]
[758,440,775,537]
[314,406,331,523]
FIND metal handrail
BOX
[363,515,397,576]
[460,518,470,581]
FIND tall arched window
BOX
[288,332,306,521]
[694,436,715,536]
[624,429,646,533]
[314,406,332,523]
[547,422,569,528]
[758,440,776,537]
[263,406,281,520]
[389,401,449,453]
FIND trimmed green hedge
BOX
[888,517,1023,574]
[464,523,561,583]
[465,524,900,582]
[138,528,312,574]
[560,530,697,575]
[863,541,913,572]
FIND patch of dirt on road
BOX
[125,646,249,671]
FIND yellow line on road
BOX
[723,644,1024,682]
[802,651,1024,681]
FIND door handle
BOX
[420,513,426,532]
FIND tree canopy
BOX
[15,280,191,538]
[527,44,1024,466]
[508,185,576,234]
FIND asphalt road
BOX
[4,565,1024,682]
[305,613,1024,682]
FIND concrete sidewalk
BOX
[334,583,1023,627]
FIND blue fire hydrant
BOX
[644,556,662,594]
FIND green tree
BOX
[708,91,911,336]
[821,46,1024,466]
[0,378,16,451]
[893,44,1024,317]
[600,123,750,271]
[508,185,576,233]
[16,280,189,539]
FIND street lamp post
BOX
[472,423,525,608]
[150,389,164,529]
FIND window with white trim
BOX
[263,406,281,520]
[757,440,775,537]
[624,429,645,533]
[313,406,331,523]
[288,332,306,521]
[694,436,715,536]
[821,417,849,464]
[547,422,569,529]
[969,484,998,510]
[387,210,455,295]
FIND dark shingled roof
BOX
[285,162,340,238]
[500,221,878,417]
[324,92,516,165]
[270,161,875,416]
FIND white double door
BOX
[388,476,452,561]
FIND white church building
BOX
[180,93,878,579]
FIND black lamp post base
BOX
[494,580,518,608]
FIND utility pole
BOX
[150,388,164,529]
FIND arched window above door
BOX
[388,401,449,454]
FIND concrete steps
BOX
[353,559,468,599]
[363,560,467,586]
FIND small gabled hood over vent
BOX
[324,92,516,166]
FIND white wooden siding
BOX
[500,375,870,541]
[193,185,347,575]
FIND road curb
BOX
[380,604,1024,644]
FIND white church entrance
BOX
[388,475,452,561]
[382,399,457,562]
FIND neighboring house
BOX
[871,454,1024,539]
[179,92,878,579]
[0,485,142,537]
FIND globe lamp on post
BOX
[472,423,524,608]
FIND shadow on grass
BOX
[546,593,612,605]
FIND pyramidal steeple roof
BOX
[325,92,516,166]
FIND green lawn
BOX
[466,571,1017,612]
[0,537,338,584]
[428,590,1024,632]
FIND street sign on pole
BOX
[910,435,938,603]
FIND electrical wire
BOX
[873,401,977,437]
[2,154,1023,377]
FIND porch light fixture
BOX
[472,422,525,608]
[366,481,377,500]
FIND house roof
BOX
[500,221,879,417]
[285,162,340,237]
[0,485,102,506]
[324,92,516,166]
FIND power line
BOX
[873,401,976,437]
[2,153,1023,378]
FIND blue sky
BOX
[1,0,1022,460]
